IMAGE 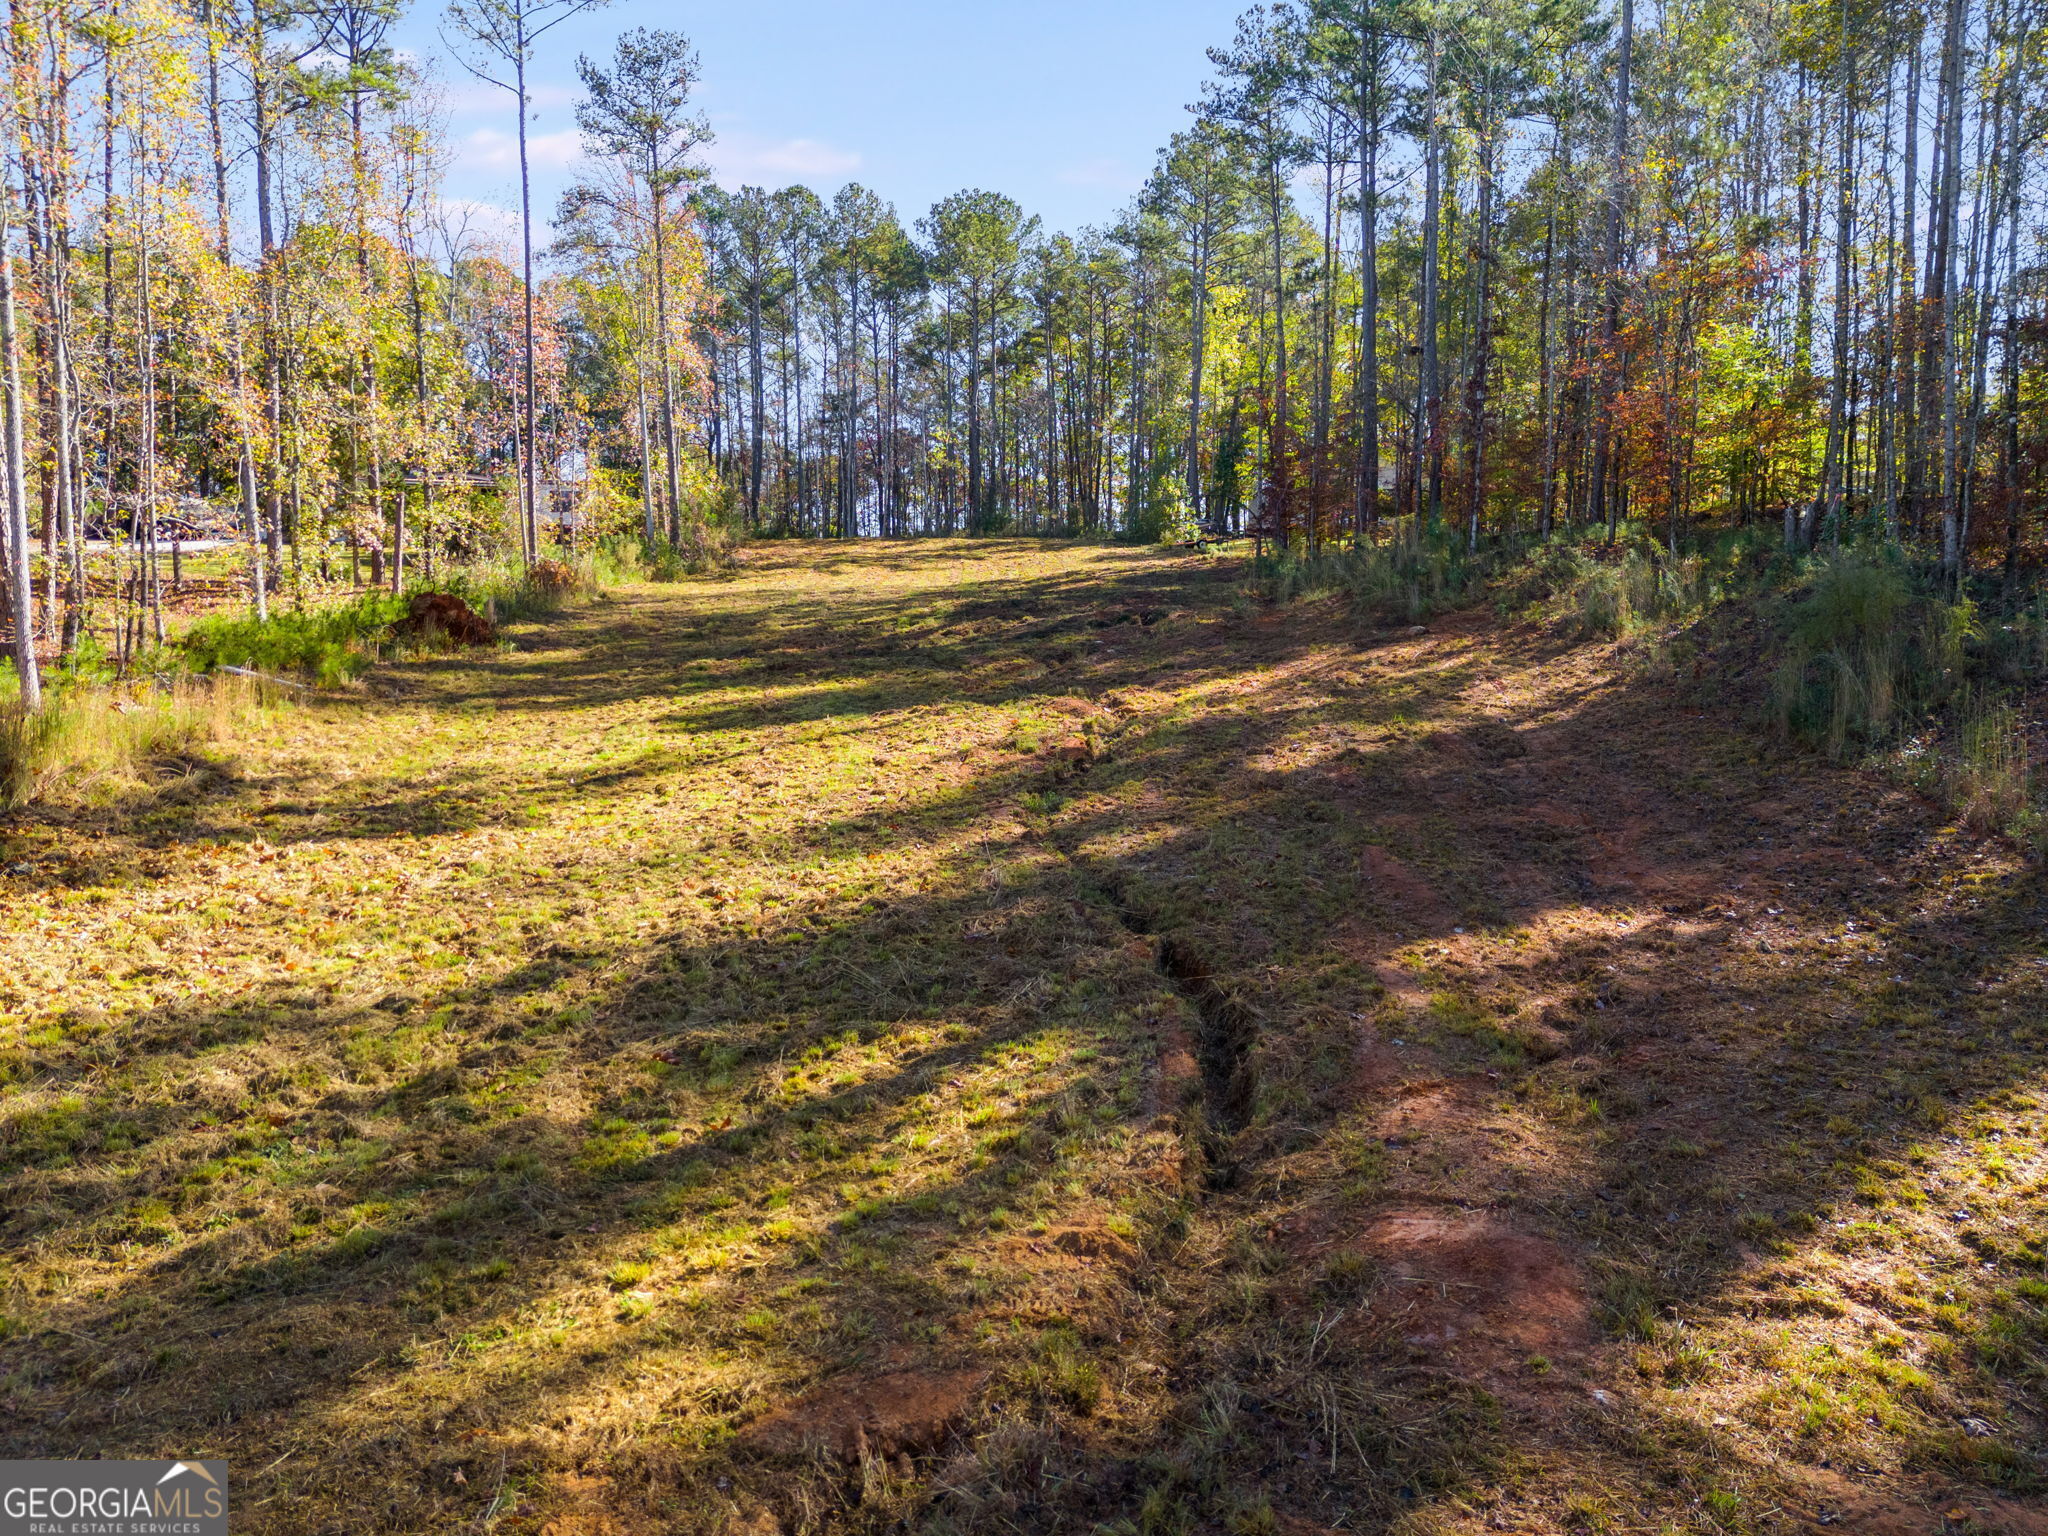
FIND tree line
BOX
[693,0,2048,580]
[4,0,2047,707]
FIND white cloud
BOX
[459,125,585,173]
[703,132,861,188]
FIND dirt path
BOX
[2,541,2045,1535]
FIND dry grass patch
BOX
[2,541,2046,1534]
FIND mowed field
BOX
[3,541,2048,1535]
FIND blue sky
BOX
[394,0,1249,246]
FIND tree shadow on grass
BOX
[0,548,1268,898]
[0,572,1516,1532]
[0,807,1180,1530]
[1043,606,2048,1529]
[6,542,2047,1532]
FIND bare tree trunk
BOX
[1933,0,1965,579]
[250,21,286,586]
[205,0,268,618]
[748,282,764,528]
[1803,0,1855,549]
[1265,105,1291,541]
[1417,36,1442,527]
[1536,130,1564,539]
[1,232,40,710]
[1355,38,1381,540]
[967,289,982,526]
[1998,168,2022,602]
[515,38,539,564]
[1956,63,2007,577]
[130,134,164,650]
[1464,113,1496,552]
[634,356,655,544]
[403,217,436,592]
[1591,0,1632,542]
[23,24,84,651]
[653,188,683,545]
[1897,27,1922,541]
[1188,232,1207,525]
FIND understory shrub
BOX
[1769,552,1971,759]
[1764,548,2047,841]
[181,552,604,683]
[602,525,738,582]
[1254,519,1497,620]
[4,544,609,807]
[1563,548,1719,636]
[1952,693,2034,834]
[1983,593,2048,684]
[1267,522,2043,840]
[1258,519,1744,634]
[0,697,63,808]
[1522,525,1753,638]
[438,553,604,624]
[182,594,406,686]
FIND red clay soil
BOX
[1000,1222,1144,1272]
[1787,1467,2048,1536]
[736,1367,991,1460]
[1350,1204,1592,1367]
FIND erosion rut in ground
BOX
[3,541,2046,1535]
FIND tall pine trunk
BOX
[1591,0,1632,541]
[1355,37,1382,540]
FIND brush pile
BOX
[393,592,495,646]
